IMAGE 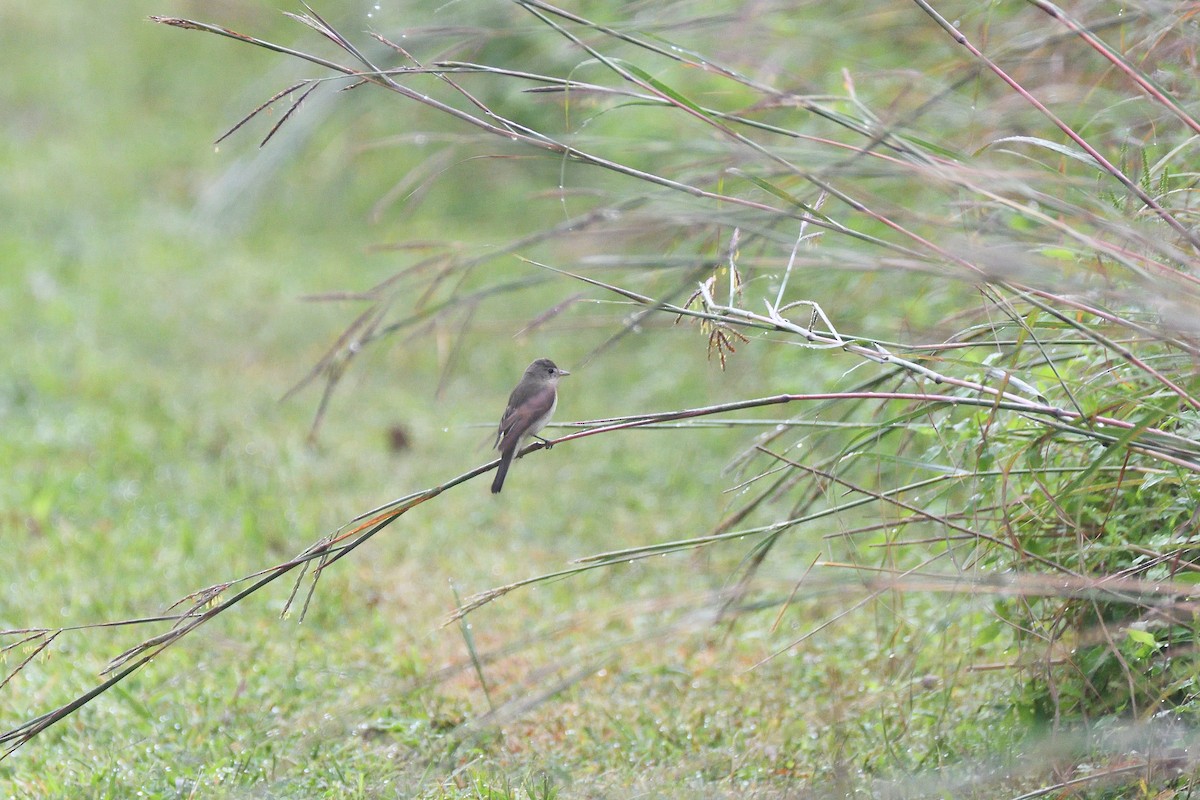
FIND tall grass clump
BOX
[6,0,1200,793]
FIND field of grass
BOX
[4,2,1200,798]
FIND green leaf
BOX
[623,63,706,116]
[974,619,1004,647]
[1125,627,1157,647]
[733,171,828,218]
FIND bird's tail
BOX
[491,446,514,493]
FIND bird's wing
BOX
[496,385,557,451]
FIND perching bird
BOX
[492,358,570,493]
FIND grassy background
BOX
[0,4,828,796]
[4,1,1196,797]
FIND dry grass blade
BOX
[214,79,313,146]
[0,631,58,694]
[259,80,320,148]
[911,0,1200,249]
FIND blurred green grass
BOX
[0,3,1044,797]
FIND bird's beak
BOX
[559,369,571,376]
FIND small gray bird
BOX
[492,358,570,493]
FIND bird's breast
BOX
[528,392,558,436]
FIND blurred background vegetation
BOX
[3,1,1199,797]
